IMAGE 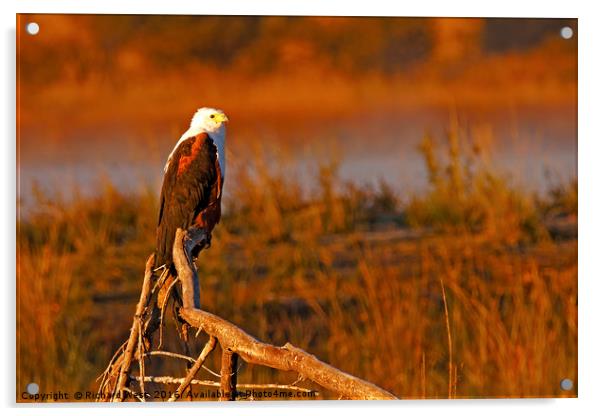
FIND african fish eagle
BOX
[154,107,228,271]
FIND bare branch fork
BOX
[97,227,397,401]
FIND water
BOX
[17,109,577,213]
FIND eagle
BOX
[154,107,228,272]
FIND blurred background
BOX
[17,15,577,400]
[18,15,576,203]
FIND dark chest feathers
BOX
[175,136,217,178]
[159,134,220,224]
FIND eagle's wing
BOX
[155,132,218,269]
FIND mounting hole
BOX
[26,22,40,36]
[560,26,573,40]
[560,378,574,391]
[26,382,39,395]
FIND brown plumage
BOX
[155,132,223,271]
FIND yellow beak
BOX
[215,113,229,123]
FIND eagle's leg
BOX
[185,226,211,262]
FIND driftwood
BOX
[180,308,395,400]
[97,227,397,401]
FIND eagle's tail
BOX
[154,242,174,272]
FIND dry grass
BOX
[16,15,577,401]
[16,125,577,400]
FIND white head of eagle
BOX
[165,107,228,177]
[155,107,229,271]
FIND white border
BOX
[3,1,601,416]
[8,0,582,17]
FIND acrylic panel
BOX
[16,14,577,402]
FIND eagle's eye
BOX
[210,114,215,119]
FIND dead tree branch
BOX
[179,307,395,400]
[113,254,155,402]
[131,376,314,393]
[173,228,396,400]
[219,349,239,401]
[173,227,208,309]
[167,336,217,402]
[97,227,397,401]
